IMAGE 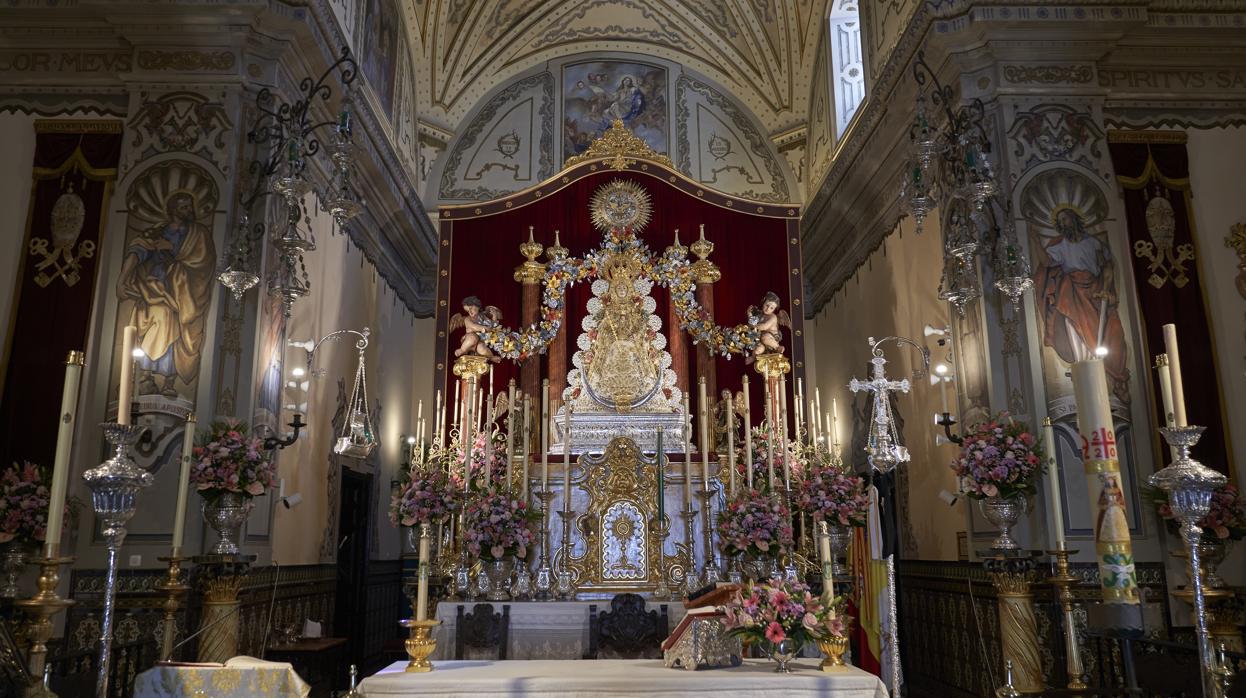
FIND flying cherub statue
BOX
[449,295,503,363]
[746,291,791,361]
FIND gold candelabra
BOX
[15,552,75,684]
[1046,548,1086,690]
[155,555,189,661]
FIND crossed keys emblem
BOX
[1134,192,1194,289]
[29,188,95,288]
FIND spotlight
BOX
[406,435,417,445]
[938,489,960,507]
[131,347,146,359]
[281,493,303,509]
[1094,345,1109,357]
[923,325,947,338]
[292,367,306,377]
[935,363,949,376]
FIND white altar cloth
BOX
[358,658,889,697]
[432,600,686,660]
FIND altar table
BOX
[133,655,310,697]
[358,658,888,697]
[431,600,686,660]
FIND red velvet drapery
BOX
[442,170,794,439]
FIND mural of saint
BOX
[563,62,668,158]
[116,190,215,398]
[359,0,401,115]
[1022,170,1130,402]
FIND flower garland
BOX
[478,228,763,361]
[799,464,870,528]
[462,491,539,560]
[723,577,845,648]
[389,469,459,527]
[190,419,276,499]
[949,414,1043,500]
[1146,483,1246,542]
[0,462,51,545]
[716,489,794,557]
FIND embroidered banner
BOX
[1107,132,1232,474]
[0,120,122,468]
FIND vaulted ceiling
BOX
[401,0,830,137]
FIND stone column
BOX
[514,228,544,445]
[546,232,569,415]
[691,226,721,412]
[195,556,252,663]
[984,553,1044,693]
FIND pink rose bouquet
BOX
[190,420,275,500]
[799,465,870,527]
[717,489,794,557]
[390,469,459,527]
[0,462,50,545]
[451,430,510,492]
[462,491,539,561]
[734,425,804,492]
[1148,483,1246,542]
[949,415,1043,500]
[724,577,846,649]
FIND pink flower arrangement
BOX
[798,465,870,528]
[389,470,459,527]
[723,577,846,648]
[716,489,794,557]
[1150,483,1246,542]
[949,415,1043,500]
[734,425,804,492]
[451,431,510,492]
[462,491,538,561]
[190,420,275,499]
[0,462,50,545]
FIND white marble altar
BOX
[358,658,890,697]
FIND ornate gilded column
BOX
[546,232,569,414]
[666,231,689,394]
[194,555,253,664]
[983,552,1044,694]
[691,226,720,405]
[514,228,545,417]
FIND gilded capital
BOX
[690,225,720,283]
[665,229,688,258]
[453,354,491,380]
[753,353,791,378]
[515,227,547,283]
[546,229,568,260]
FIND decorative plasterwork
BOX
[402,0,831,134]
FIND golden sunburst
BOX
[590,179,653,233]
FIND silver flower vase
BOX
[767,637,801,673]
[829,526,851,576]
[0,543,28,598]
[201,492,255,555]
[485,558,513,601]
[740,551,779,582]
[979,495,1028,550]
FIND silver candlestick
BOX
[82,422,153,698]
[534,490,555,599]
[649,515,673,600]
[680,508,699,596]
[1150,426,1227,698]
[556,510,577,599]
[696,490,721,585]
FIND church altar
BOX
[429,600,686,660]
[358,659,888,697]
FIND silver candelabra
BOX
[696,489,720,585]
[534,490,555,599]
[82,423,154,698]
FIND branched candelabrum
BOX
[1150,426,1228,698]
[82,423,153,698]
[534,490,556,599]
[680,505,699,596]
[696,489,720,585]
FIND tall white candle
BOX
[1041,417,1065,548]
[795,377,804,442]
[475,385,484,433]
[699,378,710,488]
[832,398,840,449]
[818,523,834,599]
[814,387,823,434]
[522,395,532,500]
[764,380,776,490]
[742,377,753,490]
[416,524,430,621]
[779,375,791,491]
[1155,354,1179,462]
[683,394,693,506]
[453,381,461,432]
[44,351,83,558]
[541,380,550,492]
[434,389,442,443]
[484,396,495,485]
[562,404,572,513]
[416,399,424,442]
[506,380,516,492]
[117,325,136,425]
[808,398,819,448]
[488,364,494,399]
[725,393,736,496]
[1162,324,1187,427]
[170,413,197,556]
[462,379,475,492]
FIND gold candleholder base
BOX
[15,554,76,685]
[818,634,850,671]
[1046,548,1087,690]
[155,555,189,661]
[399,618,441,672]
